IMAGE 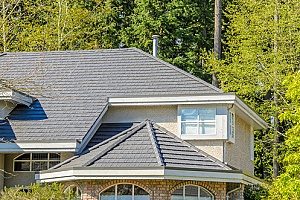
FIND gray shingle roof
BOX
[0,48,221,141]
[53,120,232,171]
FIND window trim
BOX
[228,111,236,143]
[13,153,60,172]
[171,184,214,200]
[64,185,82,200]
[178,106,217,137]
[99,184,150,200]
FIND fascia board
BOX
[0,141,79,152]
[37,167,261,185]
[0,89,33,106]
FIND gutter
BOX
[226,184,242,200]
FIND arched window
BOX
[171,185,214,200]
[14,153,60,172]
[99,184,150,200]
[64,185,82,200]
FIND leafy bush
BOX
[0,183,77,200]
[244,184,268,200]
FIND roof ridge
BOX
[152,123,232,170]
[131,47,223,93]
[145,120,164,166]
[83,121,147,167]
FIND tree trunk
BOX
[212,0,222,87]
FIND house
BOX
[0,47,267,200]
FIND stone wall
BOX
[64,179,234,200]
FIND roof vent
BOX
[152,35,159,57]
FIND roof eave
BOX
[0,89,34,107]
[36,166,261,185]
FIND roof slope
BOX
[0,48,221,141]
[53,120,231,171]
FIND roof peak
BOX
[52,120,232,171]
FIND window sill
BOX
[180,134,225,140]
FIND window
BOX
[99,184,150,200]
[228,111,235,142]
[14,153,60,172]
[171,185,214,200]
[180,108,216,135]
[65,185,82,200]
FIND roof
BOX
[52,120,232,171]
[0,48,221,141]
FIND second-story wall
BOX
[225,115,254,174]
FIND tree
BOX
[208,0,300,179]
[268,72,300,199]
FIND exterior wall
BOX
[0,154,4,190]
[64,179,230,200]
[0,101,16,119]
[188,140,224,162]
[4,152,74,187]
[225,115,254,174]
[102,106,178,134]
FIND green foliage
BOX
[0,0,218,80]
[209,0,300,179]
[268,72,300,200]
[244,184,269,200]
[0,183,76,200]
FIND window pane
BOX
[32,153,48,160]
[200,188,213,200]
[15,154,30,160]
[100,186,115,200]
[134,186,150,200]
[181,123,198,135]
[14,162,30,171]
[171,188,183,200]
[199,109,215,121]
[49,153,60,160]
[117,184,132,200]
[185,186,198,200]
[181,109,198,121]
[32,161,48,171]
[199,123,215,135]
[49,161,60,168]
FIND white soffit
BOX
[36,168,261,185]
[0,89,33,106]
[108,94,268,129]
[0,140,79,153]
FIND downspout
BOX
[226,184,242,200]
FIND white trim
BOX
[108,94,267,129]
[0,141,79,153]
[0,89,33,107]
[36,168,261,185]
[78,104,109,153]
[13,153,60,172]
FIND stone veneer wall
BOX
[63,179,244,200]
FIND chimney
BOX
[152,35,159,57]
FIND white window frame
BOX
[13,153,60,172]
[178,106,217,136]
[64,185,82,200]
[171,184,214,200]
[228,111,235,143]
[99,184,150,200]
[250,127,255,161]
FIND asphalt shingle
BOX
[0,48,221,141]
[53,120,231,171]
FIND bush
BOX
[244,184,269,200]
[0,183,77,200]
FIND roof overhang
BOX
[0,140,80,153]
[108,94,268,130]
[36,167,262,185]
[0,88,33,107]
